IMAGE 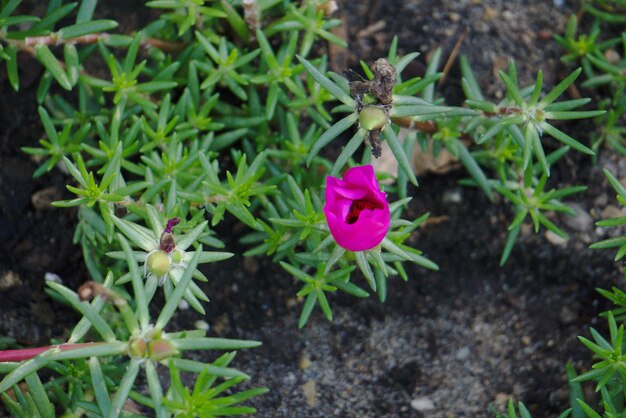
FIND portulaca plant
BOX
[0,0,610,416]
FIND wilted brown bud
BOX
[369,58,396,105]
[78,281,108,301]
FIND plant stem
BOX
[1,32,186,55]
[0,342,100,362]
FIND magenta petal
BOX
[323,165,390,252]
[343,165,379,192]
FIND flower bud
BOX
[359,106,387,131]
[128,336,147,358]
[78,281,108,301]
[146,250,171,277]
[159,218,180,253]
[171,249,184,264]
[148,339,178,361]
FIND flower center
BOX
[346,199,380,224]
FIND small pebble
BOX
[494,392,512,408]
[605,49,621,65]
[563,203,593,232]
[299,352,312,370]
[31,187,60,210]
[559,306,577,325]
[194,320,210,331]
[448,12,461,22]
[545,230,567,246]
[601,204,624,220]
[411,397,435,411]
[0,271,22,289]
[442,188,462,204]
[456,346,470,361]
[301,380,317,407]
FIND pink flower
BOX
[323,165,391,251]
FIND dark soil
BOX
[1,1,624,417]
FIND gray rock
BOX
[456,346,471,361]
[563,203,593,232]
[411,397,435,411]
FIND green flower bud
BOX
[359,106,387,131]
[147,250,171,277]
[171,249,184,264]
[128,336,147,358]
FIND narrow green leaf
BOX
[24,373,54,418]
[176,221,208,251]
[543,98,590,112]
[500,225,520,266]
[173,337,261,351]
[0,0,22,18]
[118,234,149,331]
[395,52,419,76]
[34,45,72,91]
[220,0,249,41]
[298,292,317,328]
[63,44,79,86]
[46,281,116,342]
[375,268,387,302]
[382,124,418,186]
[546,110,605,120]
[156,246,202,329]
[460,55,484,101]
[528,70,543,106]
[255,28,279,69]
[590,236,626,249]
[391,104,453,117]
[69,272,115,343]
[324,245,346,275]
[297,55,353,106]
[306,113,358,166]
[454,138,492,200]
[6,45,19,91]
[330,128,366,176]
[109,360,141,418]
[604,169,626,202]
[422,48,441,102]
[332,279,369,298]
[76,0,97,23]
[145,361,166,418]
[530,126,549,176]
[575,399,602,418]
[58,20,118,39]
[316,288,333,321]
[566,363,584,418]
[355,251,376,291]
[171,357,248,379]
[541,68,582,106]
[542,123,594,155]
[111,216,156,252]
[498,71,524,106]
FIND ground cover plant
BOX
[0,0,625,416]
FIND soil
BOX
[0,1,624,417]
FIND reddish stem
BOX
[21,33,186,53]
[0,343,97,362]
